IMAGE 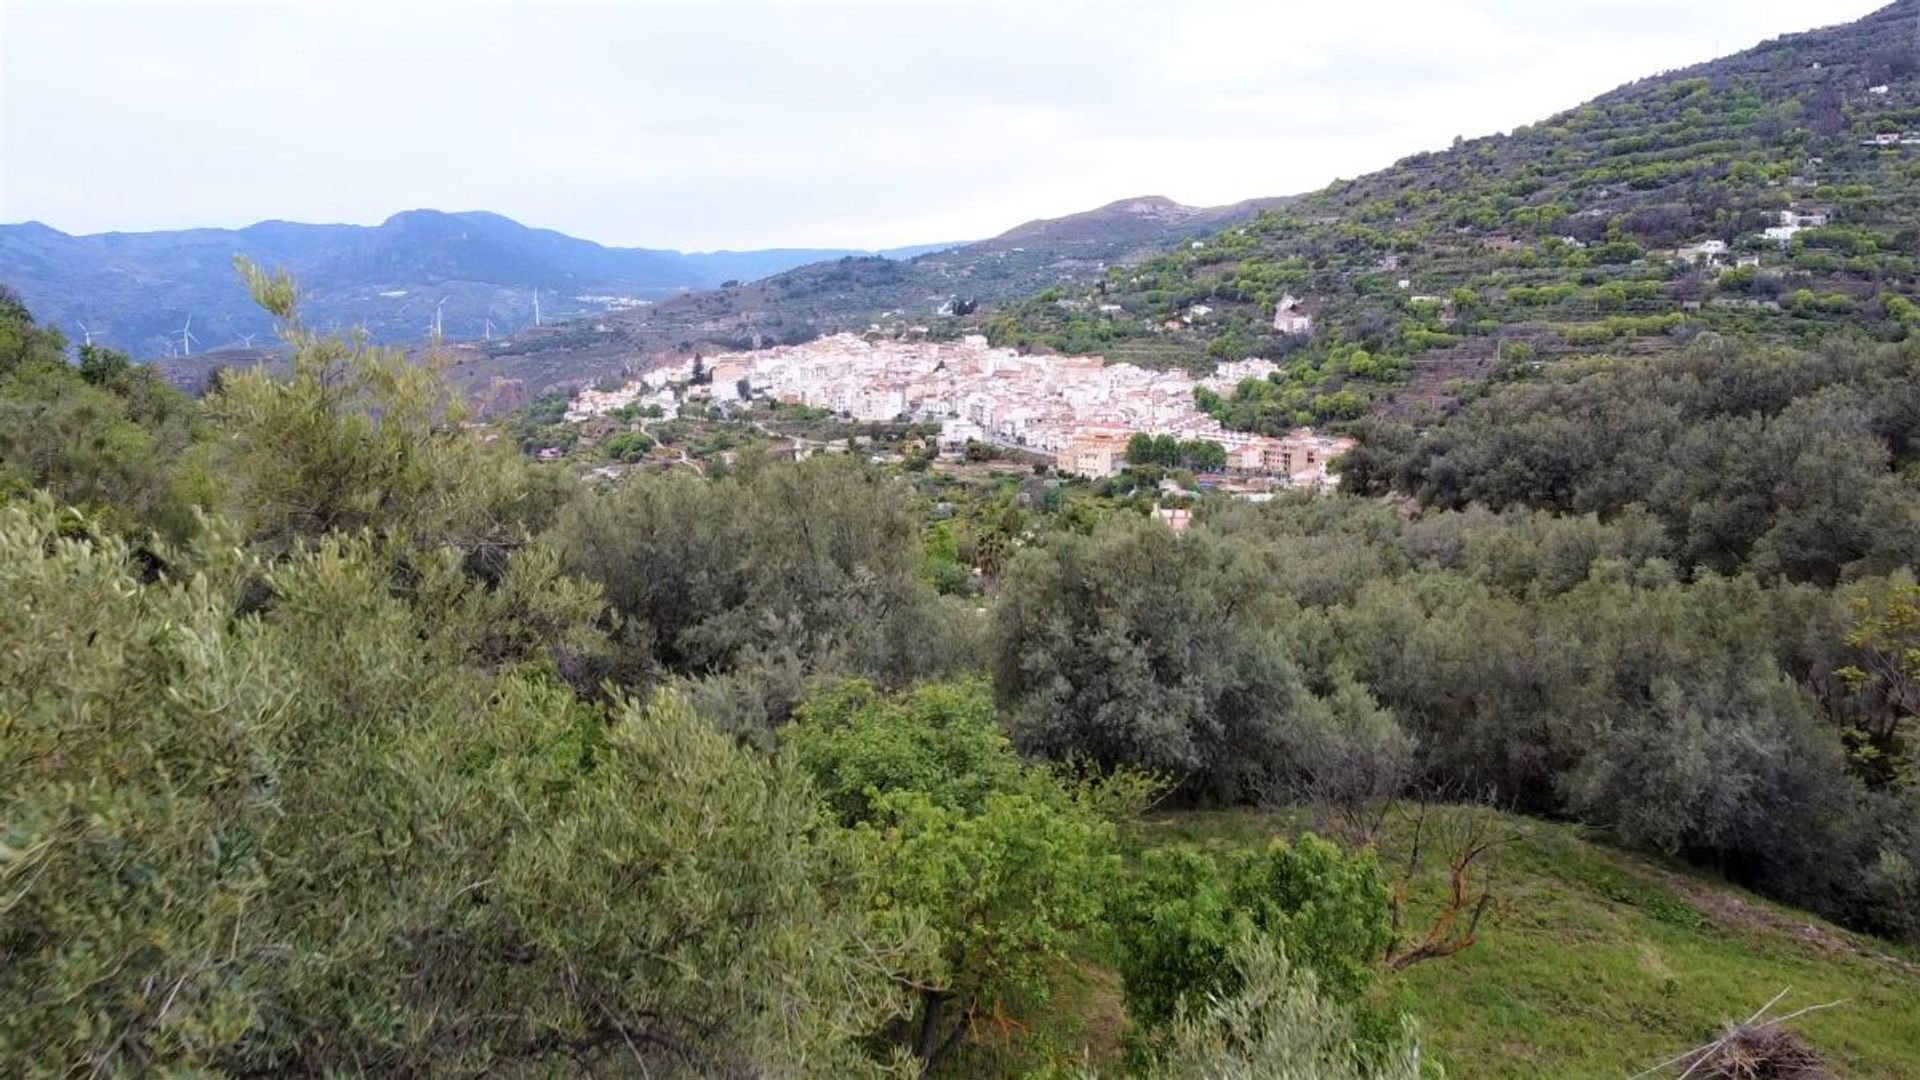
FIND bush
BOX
[1111,833,1392,1033]
[1143,936,1421,1080]
[0,502,910,1077]
[555,457,977,712]
[991,516,1365,802]
[784,679,1151,1073]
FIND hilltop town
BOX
[566,332,1352,488]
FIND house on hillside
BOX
[1273,294,1314,335]
[1676,240,1730,267]
[1779,208,1830,228]
[1057,434,1127,479]
[937,419,985,456]
[1224,431,1354,488]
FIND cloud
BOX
[0,0,1887,249]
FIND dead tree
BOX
[1384,801,1516,972]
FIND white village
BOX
[565,332,1353,489]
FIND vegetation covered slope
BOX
[3,264,1918,1076]
[987,1,1920,428]
[1130,810,1920,1080]
[8,8,1920,1073]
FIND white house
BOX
[1676,239,1730,266]
[938,418,985,453]
[1273,294,1313,335]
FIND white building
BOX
[938,419,985,453]
[1676,239,1730,266]
[1273,294,1314,335]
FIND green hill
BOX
[983,1,1920,432]
[983,807,1920,1079]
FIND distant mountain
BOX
[984,0,1920,426]
[0,209,937,356]
[458,194,1288,397]
[982,195,1284,251]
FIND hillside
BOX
[985,1,1920,431]
[448,194,1287,400]
[0,209,931,356]
[1109,809,1920,1080]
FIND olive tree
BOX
[0,502,916,1077]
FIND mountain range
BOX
[11,1,1917,425]
[0,209,950,355]
[442,194,1289,400]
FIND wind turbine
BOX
[531,289,542,327]
[432,296,448,339]
[236,332,257,348]
[179,315,199,357]
[482,316,494,341]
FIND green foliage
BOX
[920,519,978,596]
[554,456,977,727]
[602,429,654,461]
[783,679,1149,1073]
[786,678,1022,823]
[1143,936,1421,1080]
[863,789,1118,1070]
[0,291,203,536]
[1347,337,1920,585]
[0,500,912,1077]
[75,343,132,384]
[1836,576,1920,789]
[1126,432,1227,471]
[1111,834,1392,1035]
[1194,345,1407,435]
[993,516,1334,802]
[200,324,566,557]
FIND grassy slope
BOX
[982,807,1920,1079]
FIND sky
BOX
[0,0,1892,251]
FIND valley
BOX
[4,3,1920,1078]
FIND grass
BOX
[980,805,1920,1079]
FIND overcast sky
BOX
[0,0,1890,251]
